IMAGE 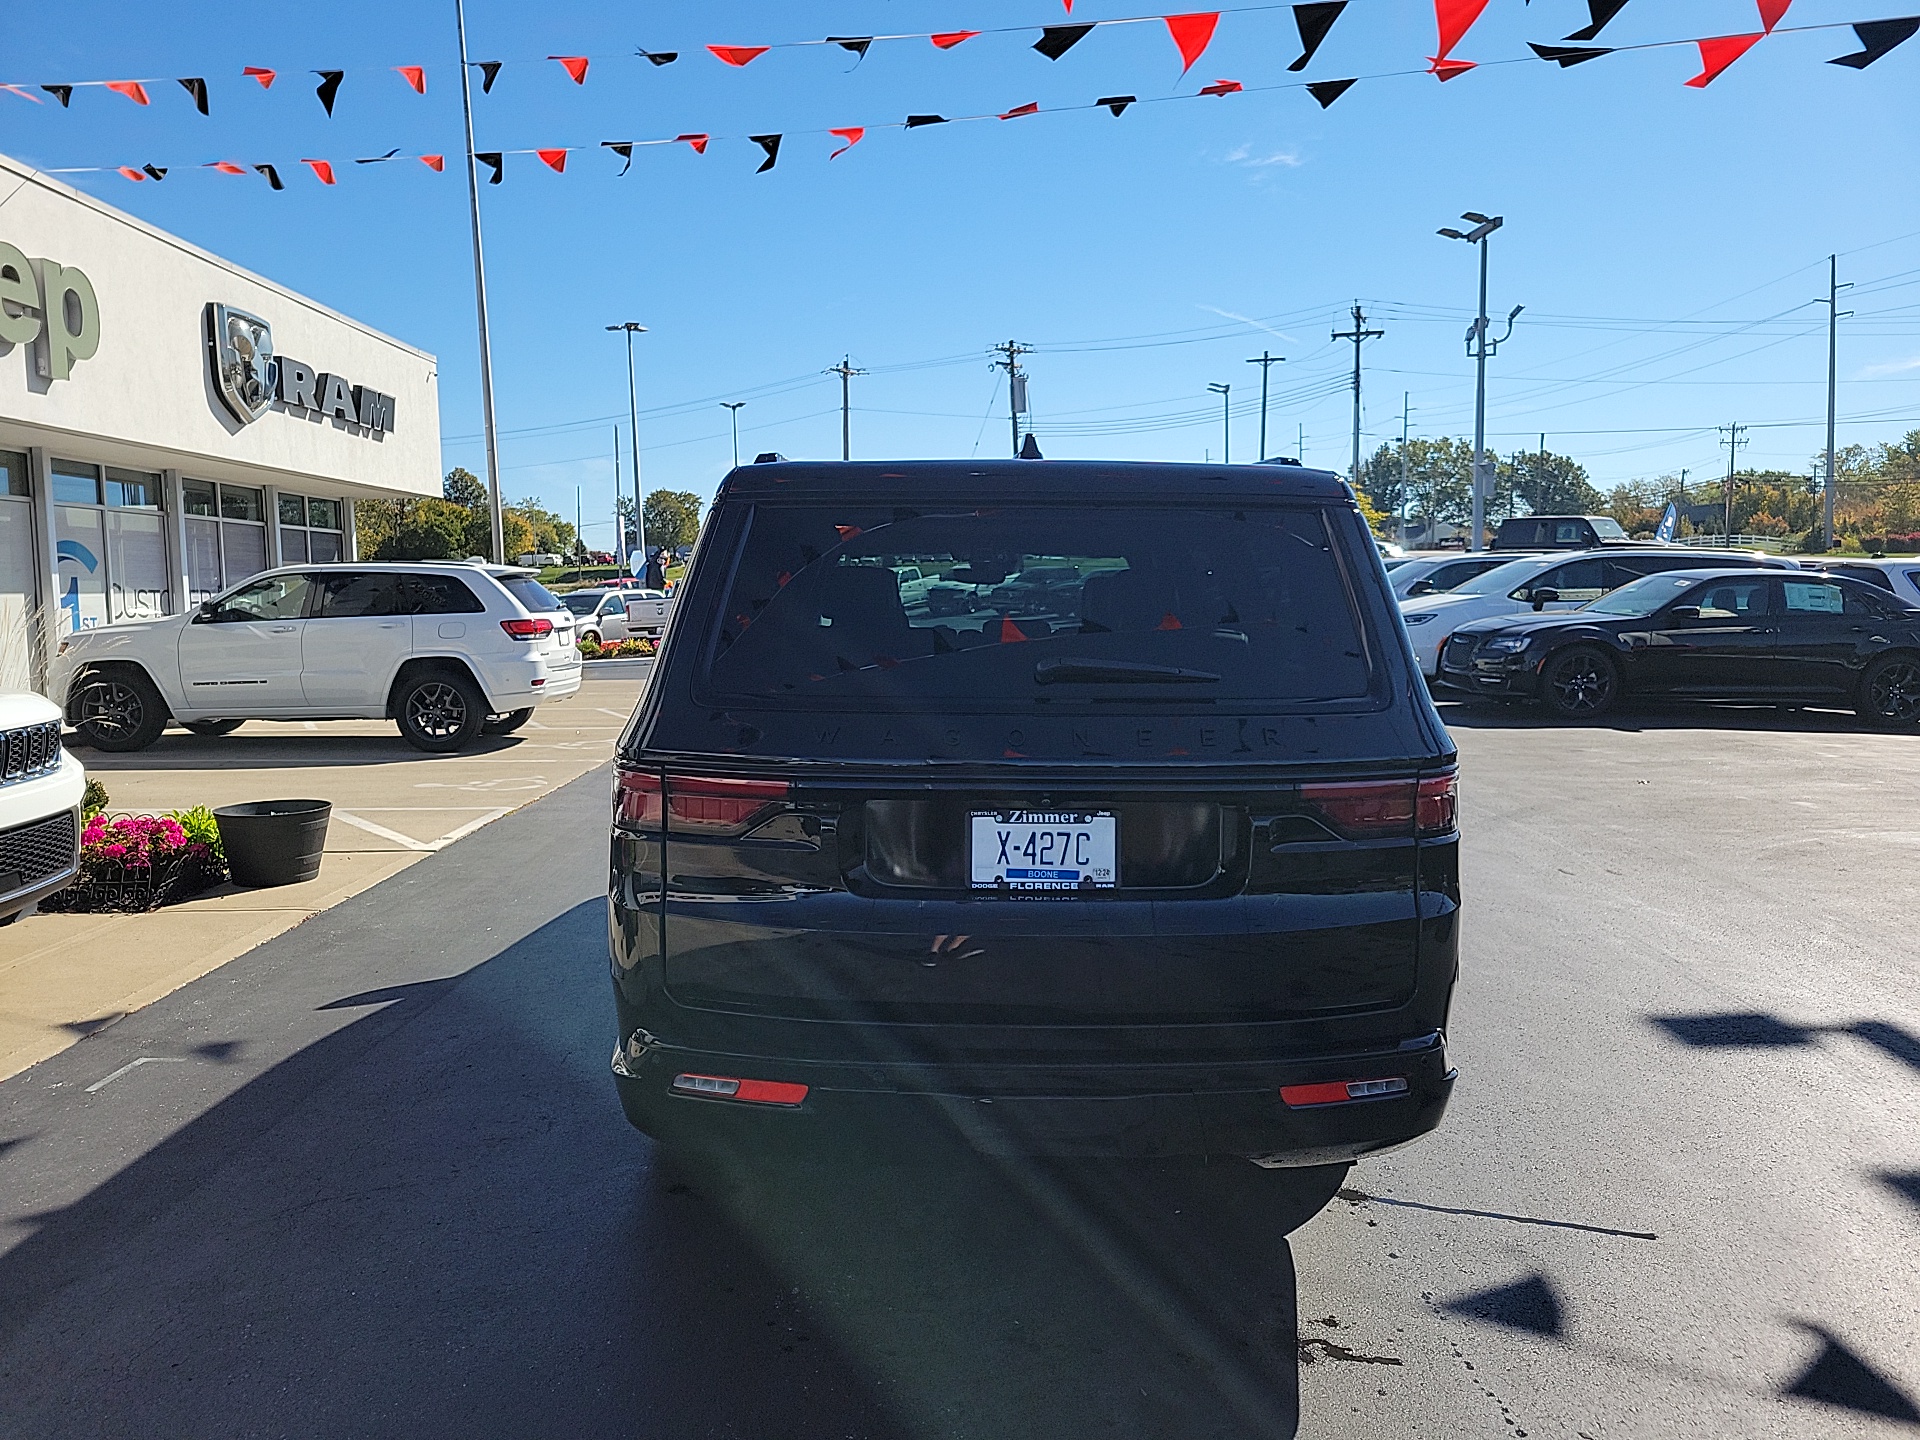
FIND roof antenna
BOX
[1018,433,1044,460]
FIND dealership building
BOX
[0,150,441,692]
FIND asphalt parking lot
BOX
[1,696,1917,1437]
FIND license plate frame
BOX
[969,810,1118,893]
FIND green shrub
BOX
[82,778,109,819]
[164,805,225,864]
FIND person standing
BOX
[643,550,666,591]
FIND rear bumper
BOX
[611,1023,1454,1160]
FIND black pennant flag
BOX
[254,163,284,191]
[1528,41,1612,66]
[1566,0,1630,42]
[1828,16,1920,67]
[905,113,949,128]
[143,164,168,181]
[1306,77,1356,107]
[603,141,635,175]
[750,134,781,172]
[1033,24,1095,60]
[830,36,874,59]
[177,76,209,114]
[42,85,72,107]
[314,70,343,116]
[1287,3,1348,72]
[353,149,401,164]
[1098,94,1137,116]
[636,48,678,66]
[478,61,502,93]
[476,151,503,184]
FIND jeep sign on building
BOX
[0,149,439,692]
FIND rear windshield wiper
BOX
[1034,658,1221,685]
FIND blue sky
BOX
[4,1,1917,548]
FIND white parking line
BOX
[597,708,631,719]
[333,812,435,851]
[86,1056,186,1093]
[333,807,516,851]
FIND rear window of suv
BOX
[701,504,1372,707]
[499,575,563,614]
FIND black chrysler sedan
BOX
[1437,567,1920,723]
[608,460,1459,1178]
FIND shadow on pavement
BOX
[0,898,1305,1440]
[1650,1011,1920,1077]
[1435,698,1869,735]
[70,730,535,771]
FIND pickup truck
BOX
[622,589,675,638]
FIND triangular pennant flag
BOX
[830,37,874,59]
[1529,41,1612,66]
[1828,16,1920,67]
[1429,56,1477,79]
[1307,76,1356,106]
[1758,0,1790,33]
[1099,94,1137,115]
[709,45,769,67]
[177,77,208,115]
[117,167,145,182]
[999,615,1029,644]
[395,65,426,94]
[749,134,781,173]
[302,158,336,185]
[675,133,710,154]
[1165,13,1222,76]
[931,31,980,48]
[353,149,401,163]
[420,154,445,171]
[42,85,72,107]
[1432,0,1491,61]
[143,164,167,181]
[537,148,568,172]
[1034,24,1095,59]
[1198,77,1244,95]
[905,113,949,127]
[106,81,151,105]
[1566,0,1630,41]
[828,126,865,158]
[1288,2,1348,72]
[315,70,343,115]
[255,163,285,191]
[478,61,502,93]
[476,151,503,183]
[636,49,678,66]
[603,141,635,175]
[1686,32,1762,86]
[243,66,276,89]
[208,161,248,175]
[0,85,44,104]
[999,101,1040,119]
[550,55,589,83]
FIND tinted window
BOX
[211,572,311,622]
[316,571,402,618]
[1688,579,1771,617]
[561,594,602,617]
[703,504,1372,707]
[1831,564,1894,593]
[402,574,485,615]
[1588,517,1628,540]
[1524,558,1606,601]
[500,575,563,614]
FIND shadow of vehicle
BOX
[1434,697,1873,735]
[66,729,534,771]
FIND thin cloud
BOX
[1221,143,1303,169]
[1859,355,1920,378]
[1199,306,1296,345]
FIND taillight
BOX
[1281,1077,1409,1108]
[615,769,789,834]
[671,1073,808,1106]
[1301,770,1457,839]
[616,769,662,827]
[500,617,554,639]
[1416,771,1458,835]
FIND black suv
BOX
[609,460,1459,1165]
[1491,514,1632,550]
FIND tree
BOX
[444,467,487,510]
[1358,437,1476,531]
[507,496,577,557]
[642,490,703,551]
[1503,448,1603,516]
[384,498,475,560]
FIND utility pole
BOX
[1720,423,1748,542]
[1245,351,1285,461]
[611,425,622,566]
[1399,393,1412,546]
[826,357,865,461]
[607,322,647,567]
[454,0,504,562]
[1298,423,1305,465]
[721,402,745,470]
[1331,304,1383,501]
[1821,255,1853,550]
[1208,383,1232,464]
[575,485,582,563]
[1438,213,1521,551]
[991,341,1034,458]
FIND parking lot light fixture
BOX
[1438,212,1516,552]
[1208,382,1231,464]
[721,401,745,470]
[607,322,648,569]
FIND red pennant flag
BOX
[1432,0,1492,61]
[0,84,45,104]
[394,65,426,94]
[999,101,1040,119]
[243,66,276,89]
[828,126,865,159]
[1685,32,1762,86]
[1430,56,1477,79]
[209,161,248,175]
[302,158,337,184]
[1758,0,1791,31]
[999,616,1029,644]
[708,45,769,67]
[1164,13,1222,76]
[930,31,980,49]
[1198,77,1243,96]
[537,148,568,172]
[117,167,145,182]
[549,55,589,83]
[1157,611,1183,631]
[105,80,151,105]
[420,154,445,171]
[675,133,710,154]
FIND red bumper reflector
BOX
[1281,1076,1409,1108]
[671,1073,808,1106]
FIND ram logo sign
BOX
[204,302,396,437]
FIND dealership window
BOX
[277,493,345,565]
[0,451,34,690]
[51,458,171,630]
[183,480,270,602]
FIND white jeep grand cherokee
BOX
[0,691,85,924]
[49,563,581,754]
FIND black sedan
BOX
[1436,567,1920,724]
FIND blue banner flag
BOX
[1655,502,1679,543]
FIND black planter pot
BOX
[214,800,332,888]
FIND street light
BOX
[721,402,746,470]
[1208,382,1232,465]
[1437,213,1522,551]
[606,322,647,572]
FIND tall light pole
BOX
[826,357,865,461]
[1245,351,1284,461]
[1208,383,1232,464]
[1332,305,1383,501]
[454,0,504,562]
[1820,255,1853,550]
[1438,213,1521,552]
[721,401,745,470]
[606,322,647,569]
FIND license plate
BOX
[970,811,1117,892]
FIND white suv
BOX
[0,691,85,924]
[49,563,581,754]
